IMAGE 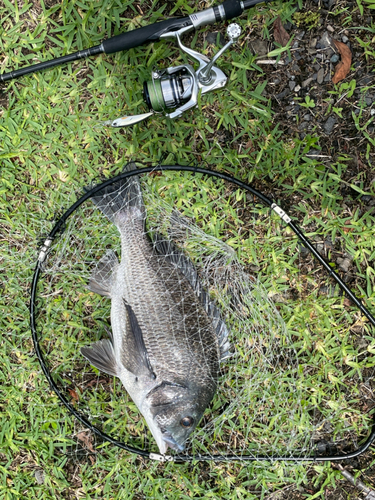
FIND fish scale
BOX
[115,222,216,379]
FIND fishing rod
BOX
[1,0,273,126]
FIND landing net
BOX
[30,166,375,462]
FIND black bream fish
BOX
[81,163,229,454]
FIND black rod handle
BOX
[102,17,192,54]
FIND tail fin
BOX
[85,162,144,223]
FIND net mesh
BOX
[29,168,374,462]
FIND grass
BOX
[1,0,375,498]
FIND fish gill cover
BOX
[31,166,373,461]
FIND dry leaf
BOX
[85,378,110,388]
[273,17,290,47]
[68,388,79,403]
[350,319,365,334]
[76,431,96,464]
[76,431,95,453]
[332,40,352,84]
[344,298,354,308]
[357,156,367,170]
[245,139,254,151]
[343,219,353,234]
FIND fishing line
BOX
[30,163,375,462]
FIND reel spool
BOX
[143,69,194,113]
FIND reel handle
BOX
[198,23,241,85]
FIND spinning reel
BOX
[108,23,242,127]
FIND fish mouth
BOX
[140,407,184,455]
[162,433,185,453]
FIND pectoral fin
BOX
[81,338,119,377]
[121,300,156,379]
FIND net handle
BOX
[30,163,375,462]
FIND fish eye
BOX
[180,416,194,428]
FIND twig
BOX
[264,484,293,499]
[256,60,285,65]
[334,464,375,499]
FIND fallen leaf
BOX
[76,431,96,464]
[344,298,354,308]
[273,17,290,47]
[357,156,367,170]
[245,139,254,151]
[332,40,352,84]
[343,219,353,233]
[85,377,111,388]
[350,319,365,334]
[68,388,79,403]
[77,431,95,452]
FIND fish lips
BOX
[162,432,185,453]
[141,407,185,455]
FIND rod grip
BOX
[102,16,192,54]
[221,0,244,19]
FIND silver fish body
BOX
[81,164,229,454]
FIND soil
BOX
[250,0,375,197]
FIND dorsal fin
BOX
[152,233,230,361]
